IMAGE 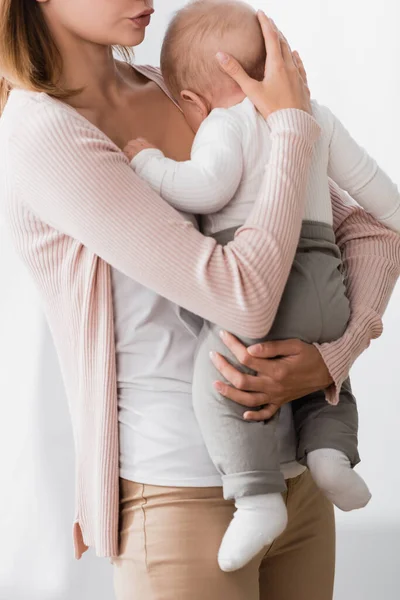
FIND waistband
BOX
[299,220,335,244]
[211,220,335,245]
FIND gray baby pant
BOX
[192,221,359,499]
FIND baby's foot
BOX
[308,448,371,511]
[218,493,288,572]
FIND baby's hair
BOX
[160,0,266,101]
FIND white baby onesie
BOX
[131,98,400,236]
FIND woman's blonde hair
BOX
[0,0,133,114]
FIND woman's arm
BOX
[9,100,318,340]
[209,181,400,418]
[315,179,400,404]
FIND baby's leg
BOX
[267,221,371,512]
[192,321,287,572]
[293,381,371,511]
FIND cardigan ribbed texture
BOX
[0,65,399,558]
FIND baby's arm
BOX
[315,102,400,232]
[123,112,244,214]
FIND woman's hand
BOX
[210,332,333,421]
[216,11,311,118]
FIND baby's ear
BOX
[180,90,209,119]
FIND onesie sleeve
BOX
[131,111,244,214]
[316,101,400,233]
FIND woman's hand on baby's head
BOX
[123,137,158,161]
[216,11,311,119]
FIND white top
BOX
[112,216,304,486]
[111,265,223,487]
[132,98,400,234]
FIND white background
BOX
[0,0,399,598]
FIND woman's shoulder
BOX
[2,89,88,153]
[132,63,162,79]
[0,89,45,142]
[4,88,76,130]
[0,91,57,171]
[129,63,177,106]
[4,89,117,172]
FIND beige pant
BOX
[113,470,335,600]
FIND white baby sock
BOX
[218,493,288,572]
[307,448,371,511]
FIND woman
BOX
[0,1,399,599]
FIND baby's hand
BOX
[123,137,158,161]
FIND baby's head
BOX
[160,0,266,132]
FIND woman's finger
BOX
[278,30,295,68]
[293,51,309,87]
[219,331,259,370]
[210,352,266,393]
[216,52,254,92]
[213,382,269,408]
[280,37,293,67]
[258,11,283,66]
[244,403,280,421]
[247,338,303,358]
[292,51,300,75]
[218,332,287,379]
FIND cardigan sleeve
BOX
[315,179,400,404]
[9,97,320,339]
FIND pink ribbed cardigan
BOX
[1,65,400,559]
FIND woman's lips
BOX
[130,13,152,28]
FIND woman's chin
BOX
[116,26,147,47]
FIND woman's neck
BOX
[47,19,131,110]
[63,46,128,109]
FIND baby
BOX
[124,0,400,572]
